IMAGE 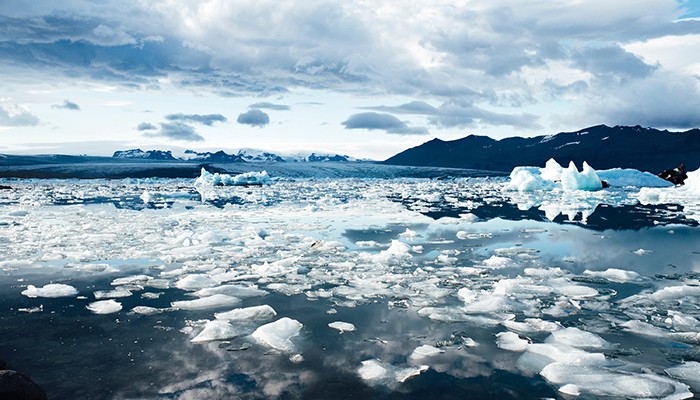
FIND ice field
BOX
[1,164,700,399]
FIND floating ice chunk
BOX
[198,284,268,299]
[194,168,270,200]
[526,343,606,366]
[111,275,152,286]
[583,268,641,282]
[357,359,428,384]
[251,317,303,353]
[171,294,241,310]
[540,363,692,399]
[191,320,241,343]
[666,362,700,391]
[86,299,122,314]
[140,190,153,203]
[551,279,599,299]
[545,327,613,350]
[481,255,515,269]
[131,306,165,315]
[21,283,78,298]
[373,240,412,265]
[175,274,217,291]
[633,248,653,255]
[665,311,700,331]
[215,305,277,321]
[398,228,417,239]
[502,318,561,334]
[540,158,563,181]
[523,267,566,278]
[409,345,443,360]
[598,168,673,188]
[505,167,554,192]
[328,321,356,333]
[496,331,530,352]
[649,285,700,301]
[94,287,132,299]
[561,161,602,191]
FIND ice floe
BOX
[251,317,303,352]
[86,299,122,314]
[357,359,429,384]
[21,283,78,298]
[171,294,241,310]
[191,320,241,343]
[215,305,277,321]
[409,345,443,359]
[328,321,356,333]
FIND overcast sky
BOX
[1,0,700,159]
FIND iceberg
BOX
[194,168,270,201]
[251,317,303,352]
[215,305,277,321]
[191,320,241,343]
[86,299,122,314]
[409,345,443,359]
[21,283,78,298]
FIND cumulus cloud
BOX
[571,45,658,81]
[248,102,290,111]
[143,122,204,142]
[136,122,157,131]
[0,104,39,127]
[165,113,227,126]
[342,112,428,135]
[52,99,80,110]
[237,109,270,127]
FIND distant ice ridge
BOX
[194,168,271,201]
[506,158,672,192]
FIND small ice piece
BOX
[86,299,122,314]
[373,240,413,264]
[597,168,673,188]
[251,317,303,353]
[357,359,429,383]
[496,331,530,352]
[94,287,132,299]
[409,345,443,360]
[583,268,641,283]
[215,305,277,321]
[111,275,152,286]
[666,362,700,390]
[649,285,700,301]
[632,248,652,256]
[131,306,165,315]
[526,343,606,366]
[540,363,692,399]
[502,318,561,334]
[195,284,268,298]
[398,228,417,239]
[175,274,217,291]
[545,327,612,350]
[481,255,515,269]
[191,320,241,343]
[140,190,153,204]
[328,321,356,333]
[171,294,241,310]
[21,284,78,298]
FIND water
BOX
[1,177,699,399]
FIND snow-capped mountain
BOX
[183,150,245,163]
[112,149,177,160]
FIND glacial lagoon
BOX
[1,172,699,399]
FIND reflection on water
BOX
[0,177,699,399]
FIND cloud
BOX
[165,113,227,126]
[360,101,541,130]
[136,122,157,131]
[572,45,658,81]
[143,122,204,142]
[52,99,80,110]
[0,104,39,127]
[248,102,290,111]
[341,112,428,135]
[237,109,270,127]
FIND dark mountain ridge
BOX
[384,125,700,173]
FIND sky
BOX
[1,0,700,160]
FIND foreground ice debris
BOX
[215,305,277,321]
[357,359,429,384]
[191,320,241,343]
[171,294,241,310]
[506,158,671,192]
[328,321,356,333]
[194,168,270,201]
[21,284,78,298]
[409,345,443,360]
[251,317,303,352]
[86,299,122,314]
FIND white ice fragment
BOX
[111,275,151,286]
[191,320,241,343]
[357,359,428,384]
[481,255,515,269]
[140,190,153,203]
[358,359,388,381]
[633,248,653,256]
[131,306,165,315]
[666,362,700,391]
[195,284,267,298]
[561,161,602,191]
[502,318,561,334]
[94,287,132,299]
[649,285,700,302]
[86,299,122,314]
[215,305,277,321]
[175,274,217,291]
[526,343,606,366]
[598,168,673,188]
[251,317,303,352]
[409,345,443,360]
[540,363,692,399]
[583,268,641,282]
[21,284,78,298]
[398,228,417,239]
[373,240,412,265]
[496,331,530,352]
[171,294,241,310]
[328,321,356,333]
[545,327,612,350]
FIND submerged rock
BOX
[0,370,47,400]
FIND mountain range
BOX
[383,125,700,173]
[112,148,355,163]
